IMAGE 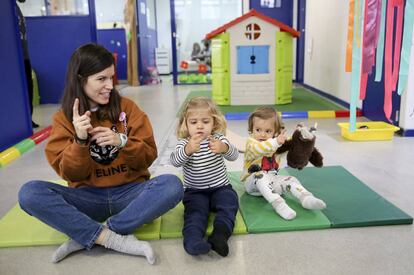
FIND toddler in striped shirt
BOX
[170,97,239,256]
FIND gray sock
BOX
[52,239,84,263]
[102,231,155,265]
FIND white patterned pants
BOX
[245,171,312,204]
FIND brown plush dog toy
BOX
[276,123,323,170]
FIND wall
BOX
[399,32,414,134]
[303,0,353,106]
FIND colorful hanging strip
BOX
[397,0,414,95]
[384,0,404,120]
[346,0,355,72]
[349,0,365,132]
[355,0,362,46]
[391,0,404,91]
[360,0,381,100]
[384,0,394,120]
[361,0,380,73]
[360,73,369,100]
[374,0,382,49]
[374,0,387,82]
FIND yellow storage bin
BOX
[337,121,400,141]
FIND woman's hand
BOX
[72,98,92,140]
[208,136,228,154]
[89,126,121,147]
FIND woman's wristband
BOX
[75,135,89,145]
[117,133,128,149]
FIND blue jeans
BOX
[18,174,183,249]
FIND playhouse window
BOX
[245,23,261,40]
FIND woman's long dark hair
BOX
[61,43,121,123]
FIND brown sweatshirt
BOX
[45,97,157,188]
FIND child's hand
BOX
[208,136,229,154]
[185,134,203,155]
[276,129,287,145]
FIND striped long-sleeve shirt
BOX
[241,137,282,181]
[170,133,239,189]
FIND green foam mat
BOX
[0,181,161,248]
[182,87,345,116]
[160,202,247,239]
[0,203,161,248]
[132,218,161,240]
[228,171,331,233]
[0,204,69,247]
[284,166,413,228]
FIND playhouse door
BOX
[136,0,157,84]
[237,46,269,74]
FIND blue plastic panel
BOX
[0,1,32,151]
[97,29,127,80]
[26,16,95,103]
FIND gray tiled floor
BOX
[1,77,413,275]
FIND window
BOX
[245,23,261,40]
[17,0,89,16]
[260,0,282,8]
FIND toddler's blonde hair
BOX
[177,96,226,139]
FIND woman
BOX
[18,44,183,264]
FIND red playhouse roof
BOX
[205,9,300,40]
